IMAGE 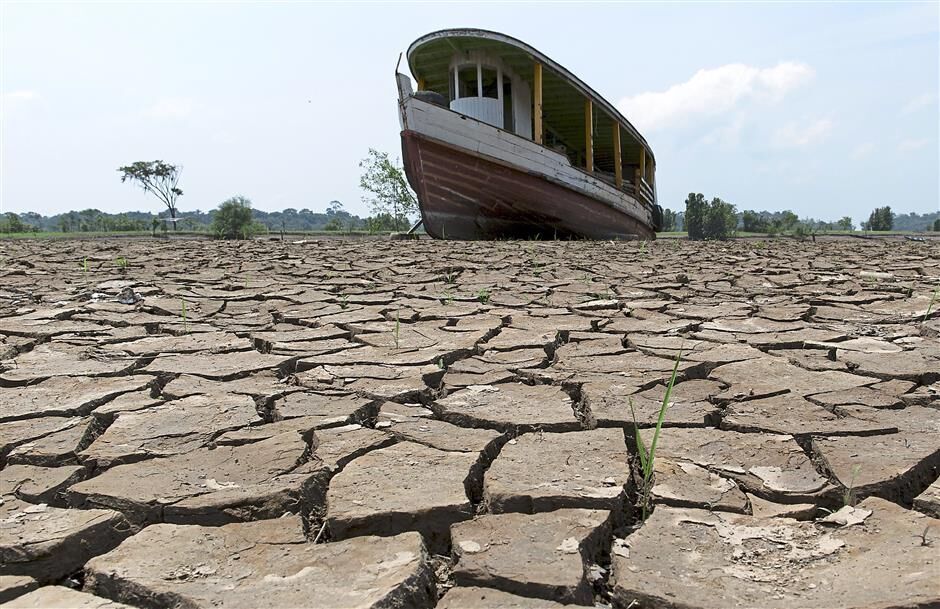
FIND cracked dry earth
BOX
[0,236,938,609]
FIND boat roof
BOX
[407,28,655,165]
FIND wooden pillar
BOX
[533,63,543,145]
[584,100,593,173]
[639,148,646,184]
[613,125,623,188]
[417,77,426,91]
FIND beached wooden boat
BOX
[397,28,662,240]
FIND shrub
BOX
[0,213,36,233]
[687,194,736,240]
[684,193,707,240]
[704,198,737,240]
[741,210,768,233]
[867,206,894,231]
[211,196,256,240]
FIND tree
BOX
[741,210,768,233]
[118,161,183,228]
[661,208,677,232]
[776,210,799,232]
[867,206,893,231]
[704,198,737,240]
[365,213,400,233]
[837,216,854,231]
[684,193,707,240]
[934,218,940,232]
[324,217,344,231]
[326,200,344,216]
[211,196,255,240]
[686,194,736,240]
[0,212,33,233]
[359,149,417,231]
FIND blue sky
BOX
[2,1,938,225]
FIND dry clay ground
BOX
[0,236,938,609]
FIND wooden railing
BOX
[638,178,655,206]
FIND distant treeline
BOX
[661,208,940,234]
[3,205,938,236]
[1,203,370,234]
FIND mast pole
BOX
[584,100,594,173]
[533,63,543,145]
[613,125,622,188]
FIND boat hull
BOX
[401,130,656,241]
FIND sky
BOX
[2,1,938,226]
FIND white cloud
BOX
[897,138,928,152]
[2,90,42,117]
[618,62,814,131]
[4,90,39,102]
[900,93,937,115]
[850,142,875,160]
[143,97,194,119]
[700,117,745,148]
[772,118,833,148]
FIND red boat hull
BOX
[401,130,656,240]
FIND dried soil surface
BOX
[1,237,938,608]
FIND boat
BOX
[396,28,663,240]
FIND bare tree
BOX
[118,161,183,228]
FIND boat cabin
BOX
[406,29,657,208]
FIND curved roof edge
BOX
[407,28,654,162]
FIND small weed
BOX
[393,308,400,350]
[923,285,939,323]
[437,358,445,370]
[115,256,128,274]
[638,241,648,256]
[180,298,189,333]
[915,526,932,547]
[80,257,88,277]
[444,269,458,284]
[843,464,861,507]
[340,294,349,310]
[476,289,491,304]
[442,289,454,305]
[630,347,682,521]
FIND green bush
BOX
[686,193,736,240]
[684,193,707,240]
[0,213,37,234]
[866,206,894,231]
[211,196,257,240]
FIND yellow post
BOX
[584,100,593,173]
[417,77,426,91]
[533,63,543,145]
[613,125,622,188]
[639,148,646,184]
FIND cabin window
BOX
[480,67,499,99]
[456,66,479,99]
[447,58,516,133]
[502,77,514,132]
